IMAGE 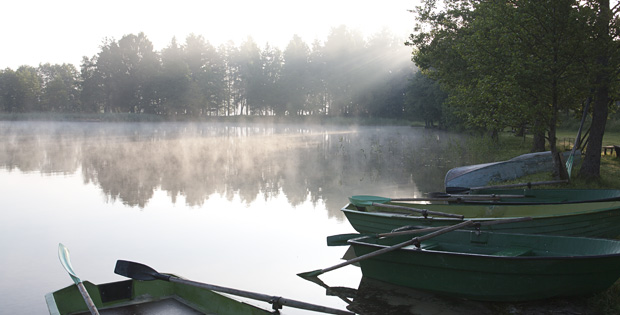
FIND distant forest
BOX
[0,26,417,118]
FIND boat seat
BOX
[493,246,532,257]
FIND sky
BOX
[1,0,418,70]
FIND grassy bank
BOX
[462,129,620,189]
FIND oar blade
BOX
[349,195,390,206]
[326,233,365,246]
[114,260,168,281]
[297,269,324,278]
[58,243,81,285]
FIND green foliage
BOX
[405,71,445,127]
[0,28,415,119]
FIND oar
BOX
[58,243,100,315]
[298,220,475,278]
[446,179,570,194]
[427,192,526,200]
[348,196,464,219]
[114,260,353,315]
[566,95,591,177]
[326,217,533,246]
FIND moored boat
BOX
[348,230,620,301]
[46,276,273,315]
[342,200,620,238]
[444,151,579,190]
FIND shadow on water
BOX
[307,275,600,315]
[0,121,467,213]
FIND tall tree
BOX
[160,37,190,114]
[578,0,619,180]
[38,63,81,112]
[282,35,311,115]
[323,25,365,116]
[236,37,262,115]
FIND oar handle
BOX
[168,277,353,315]
[370,202,464,219]
[76,282,100,315]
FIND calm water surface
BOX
[0,121,475,314]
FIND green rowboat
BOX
[463,188,620,204]
[46,277,273,315]
[348,230,620,301]
[342,200,620,237]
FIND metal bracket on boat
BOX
[413,238,422,249]
[473,222,482,235]
[270,296,283,312]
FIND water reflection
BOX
[0,121,465,211]
[309,275,598,315]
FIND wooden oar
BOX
[298,220,475,278]
[326,217,533,246]
[446,179,570,194]
[350,194,524,204]
[58,243,100,315]
[348,196,465,219]
[114,260,353,315]
[427,192,526,199]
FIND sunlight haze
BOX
[2,0,416,69]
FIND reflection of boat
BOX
[306,272,598,314]
[444,151,579,189]
[463,188,620,204]
[46,277,272,315]
[341,200,620,238]
[348,230,620,301]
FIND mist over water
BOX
[0,121,464,210]
[0,121,470,314]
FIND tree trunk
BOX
[532,129,546,152]
[579,87,609,180]
[578,0,611,180]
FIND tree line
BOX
[0,26,415,118]
[407,0,620,180]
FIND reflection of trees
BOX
[0,122,466,213]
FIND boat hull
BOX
[46,277,271,315]
[342,200,620,238]
[444,151,579,189]
[349,230,620,301]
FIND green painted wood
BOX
[348,230,620,301]
[46,277,272,315]
[342,200,620,238]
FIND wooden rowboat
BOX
[46,276,273,315]
[342,200,620,238]
[444,151,579,190]
[348,230,620,301]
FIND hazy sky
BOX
[2,0,418,69]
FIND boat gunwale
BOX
[342,201,620,221]
[346,232,620,261]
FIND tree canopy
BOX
[408,0,620,179]
[1,27,414,119]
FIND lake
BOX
[0,121,480,314]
